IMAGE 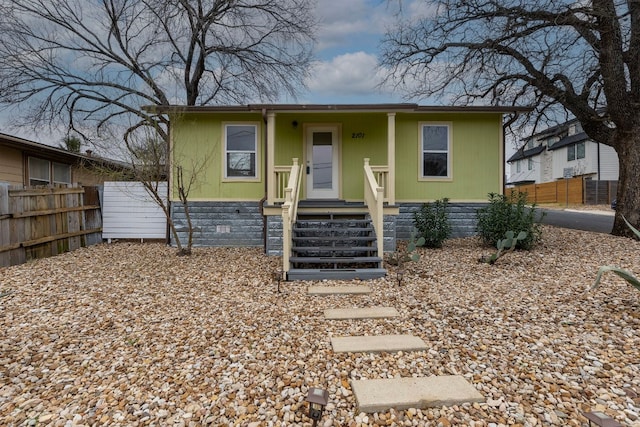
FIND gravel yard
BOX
[1,225,639,427]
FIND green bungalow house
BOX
[153,103,529,280]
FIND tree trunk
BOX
[612,132,640,237]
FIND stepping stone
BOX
[331,334,426,353]
[351,376,484,413]
[308,285,371,295]
[324,306,399,320]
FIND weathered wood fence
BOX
[584,180,617,205]
[0,184,102,268]
[506,177,618,205]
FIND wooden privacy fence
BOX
[506,177,584,205]
[0,184,102,268]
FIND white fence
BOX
[102,181,167,240]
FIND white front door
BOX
[306,125,340,199]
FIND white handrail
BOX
[363,158,384,258]
[281,158,301,278]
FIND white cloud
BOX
[306,51,390,96]
[313,0,400,52]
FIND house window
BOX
[528,158,533,170]
[420,123,451,178]
[516,160,522,173]
[53,162,71,184]
[576,141,585,159]
[28,157,71,186]
[567,141,586,161]
[224,124,258,179]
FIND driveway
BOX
[538,207,615,234]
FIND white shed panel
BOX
[102,181,167,239]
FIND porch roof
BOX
[144,103,533,115]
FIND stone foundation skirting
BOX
[173,201,485,253]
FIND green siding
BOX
[395,113,502,202]
[171,110,502,202]
[172,113,265,200]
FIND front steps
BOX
[287,211,386,280]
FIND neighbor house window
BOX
[224,124,258,179]
[420,123,451,178]
[28,157,71,186]
[516,160,522,173]
[567,141,586,161]
[528,158,533,170]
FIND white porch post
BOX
[267,112,276,205]
[387,112,396,205]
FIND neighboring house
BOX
[152,103,528,280]
[507,119,619,185]
[0,133,126,187]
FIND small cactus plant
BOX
[480,230,527,265]
[387,230,425,286]
[388,230,425,266]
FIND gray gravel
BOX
[1,225,639,426]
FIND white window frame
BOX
[222,122,260,181]
[528,158,533,171]
[567,142,586,162]
[418,122,452,181]
[576,141,585,159]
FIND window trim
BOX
[28,157,72,187]
[528,158,533,171]
[222,122,260,182]
[418,122,452,181]
[567,141,586,162]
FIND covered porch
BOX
[262,109,402,280]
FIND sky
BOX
[300,0,424,104]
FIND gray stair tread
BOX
[291,268,386,281]
[331,334,427,353]
[296,220,371,225]
[324,307,399,319]
[294,228,373,233]
[292,246,375,251]
[290,256,382,263]
[351,376,484,413]
[292,236,376,241]
[308,285,372,294]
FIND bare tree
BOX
[0,0,315,251]
[381,0,639,236]
[0,0,315,136]
[117,126,211,255]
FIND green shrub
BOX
[413,198,452,248]
[476,192,543,250]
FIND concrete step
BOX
[307,285,372,295]
[289,268,386,281]
[324,306,399,320]
[289,256,382,264]
[351,376,484,413]
[331,334,426,353]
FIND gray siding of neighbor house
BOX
[172,201,264,247]
[175,202,484,251]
